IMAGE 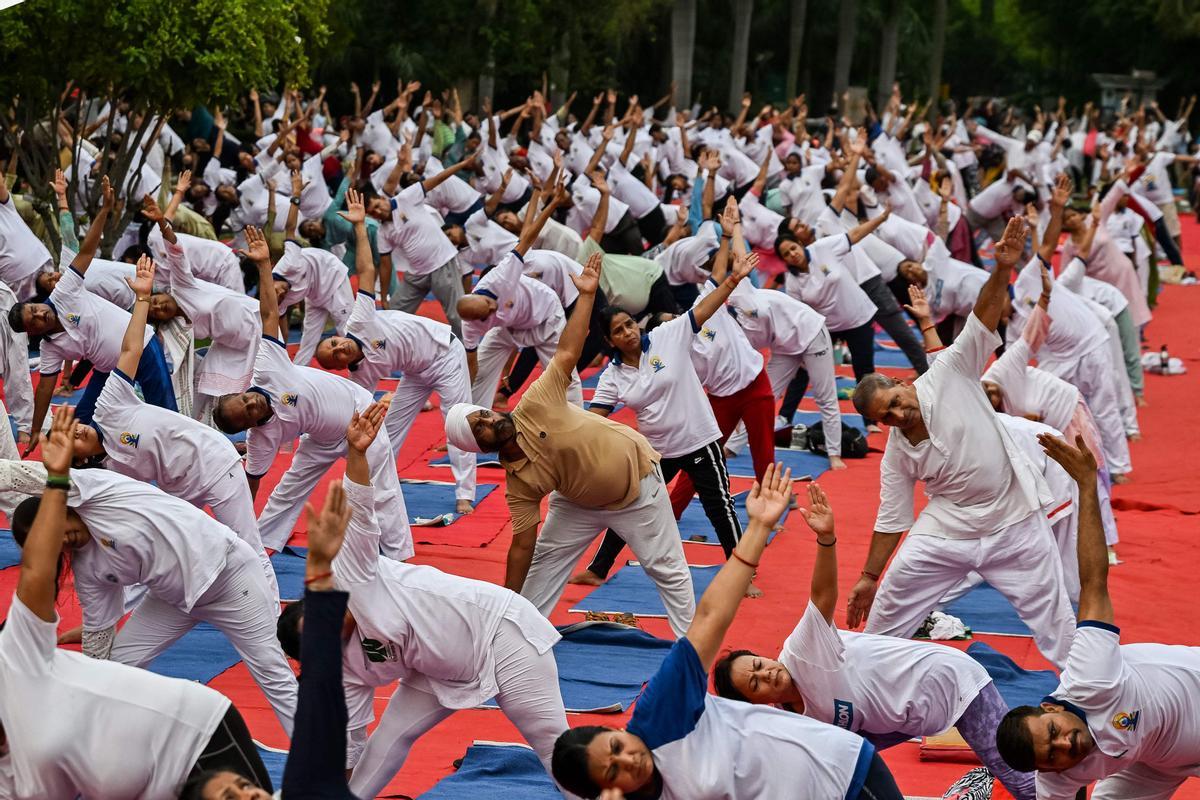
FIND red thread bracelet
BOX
[304,571,333,586]
[920,324,936,333]
[731,551,759,570]
[861,570,880,581]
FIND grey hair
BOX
[852,373,899,417]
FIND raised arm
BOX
[846,202,890,244]
[797,483,839,624]
[17,406,76,621]
[515,184,566,257]
[1040,434,1112,625]
[586,171,611,244]
[114,255,154,377]
[72,176,114,275]
[551,251,601,372]
[975,215,1028,331]
[285,169,303,240]
[693,248,755,328]
[1038,173,1071,263]
[340,188,375,293]
[687,463,792,666]
[903,284,943,351]
[421,150,480,195]
[245,225,280,338]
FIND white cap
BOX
[1026,129,1043,144]
[445,403,490,453]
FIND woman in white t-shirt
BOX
[0,406,272,800]
[711,483,1036,800]
[551,465,904,800]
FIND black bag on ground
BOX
[806,425,869,458]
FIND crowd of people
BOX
[0,75,1197,800]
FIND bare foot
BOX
[16,432,30,448]
[1136,394,1148,407]
[745,582,764,599]
[828,455,847,470]
[54,384,75,398]
[1127,432,1142,442]
[568,569,604,586]
[455,499,474,515]
[1111,472,1131,484]
[57,624,83,645]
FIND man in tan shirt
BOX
[446,252,695,637]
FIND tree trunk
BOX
[477,0,498,108]
[784,0,808,100]
[549,31,570,109]
[876,0,902,110]
[727,0,755,111]
[671,0,697,111]
[927,0,947,121]
[832,0,857,110]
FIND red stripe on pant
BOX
[669,368,776,516]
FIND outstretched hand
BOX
[571,251,602,296]
[745,462,793,530]
[903,283,932,321]
[338,188,366,225]
[731,250,758,283]
[141,194,164,223]
[346,401,387,453]
[993,215,1028,270]
[126,254,156,298]
[243,226,271,264]
[797,483,835,540]
[720,195,740,230]
[1038,433,1098,484]
[1050,172,1072,210]
[42,405,76,476]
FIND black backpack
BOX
[806,424,869,458]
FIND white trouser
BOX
[523,467,694,638]
[865,513,1076,669]
[764,328,841,455]
[471,316,583,408]
[109,541,298,735]
[199,464,278,605]
[0,396,23,517]
[387,338,477,502]
[348,618,569,799]
[293,298,352,367]
[1100,312,1139,436]
[1045,347,1131,475]
[1091,762,1196,800]
[258,426,412,559]
[1098,472,1119,547]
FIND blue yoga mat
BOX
[147,622,242,682]
[725,445,829,480]
[0,531,21,569]
[789,410,867,433]
[419,743,560,799]
[966,641,1060,709]
[873,346,917,368]
[678,491,785,545]
[271,547,309,601]
[431,452,502,469]
[256,747,288,791]
[400,480,498,517]
[943,582,1077,638]
[483,621,672,712]
[570,564,719,618]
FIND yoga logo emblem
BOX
[371,338,386,350]
[281,392,299,407]
[1112,710,1140,732]
[650,356,666,373]
[700,327,717,342]
[66,312,82,326]
[119,432,140,448]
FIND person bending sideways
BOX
[712,482,1035,800]
[444,253,695,638]
[996,434,1200,800]
[0,407,273,800]
[184,484,367,800]
[551,464,905,800]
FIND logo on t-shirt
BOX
[371,338,386,350]
[1112,710,1140,732]
[66,313,82,326]
[833,699,855,730]
[281,392,299,407]
[650,356,666,373]
[700,327,717,342]
[118,432,140,448]
[360,637,399,663]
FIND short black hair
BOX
[211,394,245,434]
[120,244,151,264]
[277,599,304,660]
[552,726,609,798]
[178,770,220,800]
[864,165,881,185]
[711,649,755,703]
[599,305,633,341]
[7,302,28,333]
[996,705,1043,772]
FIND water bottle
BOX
[1160,344,1169,372]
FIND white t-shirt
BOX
[0,194,52,299]
[781,601,991,737]
[569,174,630,235]
[522,249,582,308]
[874,313,1050,538]
[273,241,354,315]
[607,161,660,219]
[245,335,374,477]
[377,183,458,275]
[653,223,719,287]
[93,369,242,498]
[629,637,874,800]
[423,156,482,217]
[1058,257,1128,316]
[463,208,518,266]
[981,326,1079,434]
[727,278,825,355]
[1011,258,1108,365]
[38,267,153,375]
[334,478,558,724]
[343,290,453,390]
[688,280,763,397]
[148,227,242,294]
[462,251,564,350]
[1037,624,1200,799]
[0,594,229,800]
[1136,152,1176,206]
[81,258,136,309]
[782,234,877,332]
[67,468,242,630]
[591,312,722,458]
[926,258,989,321]
[968,177,1019,220]
[738,192,785,250]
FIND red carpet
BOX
[4,219,1200,797]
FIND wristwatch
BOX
[290,197,301,206]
